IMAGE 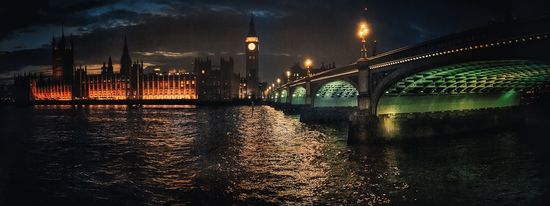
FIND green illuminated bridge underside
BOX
[385,60,550,95]
[378,60,550,114]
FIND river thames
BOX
[0,105,549,205]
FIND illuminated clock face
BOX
[248,43,256,51]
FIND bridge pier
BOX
[348,111,379,145]
[304,81,312,105]
[349,107,526,144]
[348,59,380,144]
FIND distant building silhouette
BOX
[194,57,240,101]
[51,27,74,82]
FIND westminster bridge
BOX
[267,17,550,144]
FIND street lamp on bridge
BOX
[304,58,313,76]
[276,78,281,86]
[286,70,291,82]
[358,22,369,59]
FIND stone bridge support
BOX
[285,86,292,105]
[304,81,312,106]
[348,59,378,145]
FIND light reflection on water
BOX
[0,105,548,205]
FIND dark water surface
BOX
[1,105,549,205]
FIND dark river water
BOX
[1,105,549,205]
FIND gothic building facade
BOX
[16,33,196,102]
[194,57,240,101]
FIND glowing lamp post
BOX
[358,22,369,59]
[304,58,313,76]
[286,70,291,82]
[276,78,281,86]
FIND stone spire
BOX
[120,35,132,76]
[248,15,257,37]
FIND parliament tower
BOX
[51,28,74,82]
[245,16,260,98]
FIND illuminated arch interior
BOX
[378,60,550,114]
[280,89,288,103]
[291,86,306,105]
[314,80,358,107]
[273,92,280,102]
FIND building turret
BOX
[107,56,114,75]
[51,27,74,82]
[120,35,132,76]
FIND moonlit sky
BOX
[1,0,549,82]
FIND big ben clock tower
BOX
[245,16,259,98]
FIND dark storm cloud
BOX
[1,0,550,81]
[0,49,49,73]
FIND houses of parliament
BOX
[14,17,262,103]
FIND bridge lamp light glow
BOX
[305,58,313,68]
[286,70,291,82]
[304,58,313,76]
[357,22,369,59]
[357,23,369,40]
[277,78,281,85]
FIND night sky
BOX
[1,0,549,82]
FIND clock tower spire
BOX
[245,15,260,98]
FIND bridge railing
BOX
[368,16,550,66]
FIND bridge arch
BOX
[279,89,289,103]
[372,60,550,115]
[313,80,358,107]
[267,92,276,102]
[272,91,280,102]
[290,86,306,105]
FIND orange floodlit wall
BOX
[142,75,197,99]
[86,76,128,100]
[31,80,72,100]
[30,74,197,101]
